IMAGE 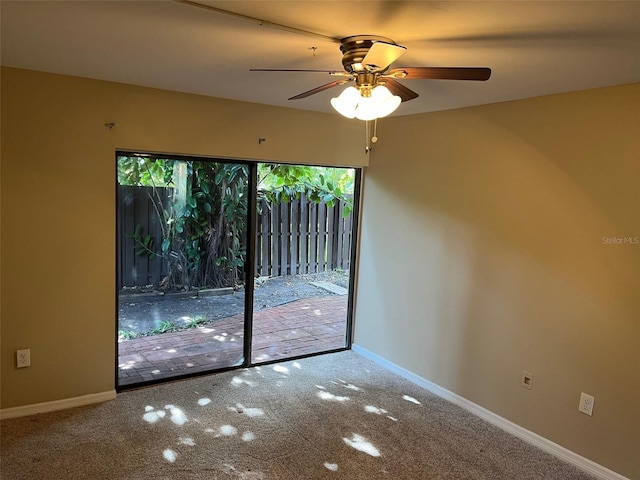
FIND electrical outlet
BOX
[522,371,533,390]
[16,349,31,368]
[578,392,594,416]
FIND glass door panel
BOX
[251,164,357,363]
[116,155,249,388]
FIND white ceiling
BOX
[2,1,639,116]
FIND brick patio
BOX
[118,295,348,387]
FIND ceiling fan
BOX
[172,1,491,121]
[251,35,491,120]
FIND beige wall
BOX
[0,67,366,408]
[354,84,640,478]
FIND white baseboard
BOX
[352,344,628,480]
[0,390,116,420]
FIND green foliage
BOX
[118,156,171,187]
[125,225,157,258]
[117,316,210,340]
[119,156,248,290]
[118,157,355,291]
[118,330,139,340]
[257,164,355,217]
[151,320,176,335]
[186,315,208,329]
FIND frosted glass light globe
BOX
[330,86,360,119]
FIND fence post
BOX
[290,197,299,275]
[280,201,289,275]
[270,202,280,277]
[309,201,318,273]
[300,194,309,273]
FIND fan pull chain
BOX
[364,119,380,153]
[365,121,371,153]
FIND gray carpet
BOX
[1,351,595,479]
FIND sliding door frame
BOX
[115,151,361,391]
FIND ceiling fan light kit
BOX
[330,85,401,120]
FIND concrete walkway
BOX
[118,295,348,387]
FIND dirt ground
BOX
[118,271,349,336]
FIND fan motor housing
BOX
[339,35,396,73]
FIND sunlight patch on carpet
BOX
[231,376,256,387]
[273,365,289,374]
[229,403,265,417]
[337,379,362,391]
[143,407,167,424]
[317,391,350,402]
[179,437,195,446]
[293,362,302,369]
[403,395,421,405]
[165,405,188,425]
[316,385,326,390]
[364,405,388,415]
[163,448,177,462]
[343,434,380,457]
[143,411,161,423]
[242,431,255,442]
[219,425,238,436]
[324,462,339,471]
[198,398,212,406]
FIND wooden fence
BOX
[255,195,353,277]
[118,186,353,289]
[118,186,171,289]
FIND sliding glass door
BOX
[116,154,250,388]
[116,155,360,389]
[251,164,357,364]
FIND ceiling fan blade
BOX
[288,78,354,100]
[362,41,406,71]
[381,79,419,102]
[251,68,348,75]
[386,67,492,81]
